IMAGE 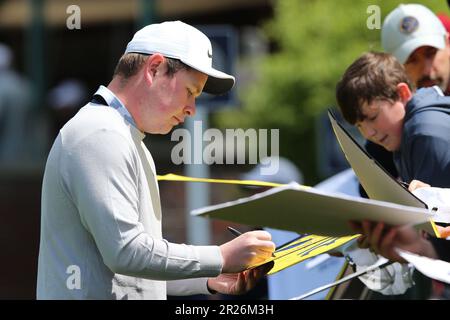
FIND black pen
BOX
[227,226,242,237]
[399,181,409,188]
[227,226,275,257]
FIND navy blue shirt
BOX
[394,87,450,188]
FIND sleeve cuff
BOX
[194,245,223,276]
[167,278,214,296]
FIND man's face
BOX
[404,45,450,92]
[356,99,406,152]
[139,62,208,134]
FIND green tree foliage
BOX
[215,0,449,184]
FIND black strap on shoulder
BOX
[90,94,108,106]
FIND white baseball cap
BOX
[125,20,235,95]
[381,4,447,64]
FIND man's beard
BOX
[417,76,443,90]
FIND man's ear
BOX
[144,53,165,84]
[443,33,450,59]
[397,82,412,104]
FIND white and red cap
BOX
[382,4,447,64]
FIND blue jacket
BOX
[394,87,450,188]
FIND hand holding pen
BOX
[227,226,243,237]
[227,226,275,257]
[207,228,275,295]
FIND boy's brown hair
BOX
[335,52,413,124]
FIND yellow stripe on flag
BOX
[430,219,441,238]
[157,173,310,189]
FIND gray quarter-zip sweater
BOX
[37,87,222,299]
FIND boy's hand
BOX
[408,179,430,192]
[436,225,450,238]
[348,221,372,249]
[349,219,438,262]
